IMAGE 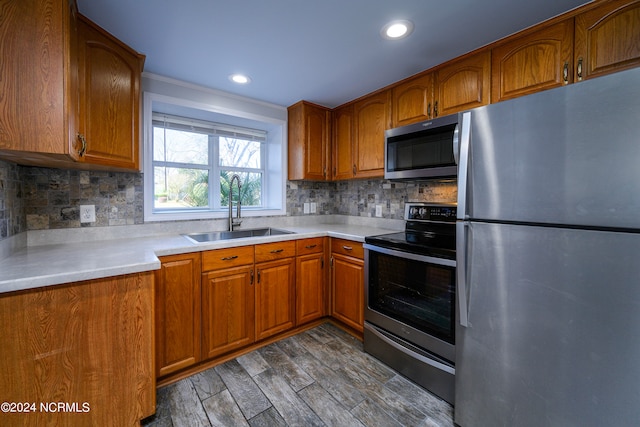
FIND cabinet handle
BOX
[77,133,87,157]
[257,269,261,283]
[342,245,353,251]
[427,103,431,118]
[434,101,439,117]
[221,255,238,261]
[333,167,336,177]
[250,269,254,285]
[270,249,284,253]
[563,62,569,85]
[305,244,317,249]
[352,165,356,176]
[577,57,583,81]
[321,258,324,269]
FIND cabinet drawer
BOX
[331,238,364,259]
[202,246,254,271]
[255,241,296,263]
[296,237,324,256]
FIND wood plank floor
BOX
[142,322,454,427]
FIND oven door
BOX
[364,244,456,363]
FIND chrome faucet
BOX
[228,174,242,231]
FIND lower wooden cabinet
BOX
[255,241,297,340]
[155,252,202,377]
[296,237,327,325]
[331,238,365,333]
[201,264,255,359]
[0,273,155,427]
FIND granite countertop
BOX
[0,224,397,294]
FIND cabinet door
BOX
[288,101,330,181]
[392,72,434,127]
[435,50,490,117]
[77,15,144,170]
[202,265,255,360]
[353,91,390,178]
[155,253,202,377]
[296,252,325,325]
[332,104,355,180]
[255,258,295,341]
[331,253,364,333]
[491,20,574,102]
[0,0,78,161]
[574,0,640,81]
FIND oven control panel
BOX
[405,203,457,222]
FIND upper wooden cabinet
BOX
[491,20,574,103]
[0,0,144,171]
[288,101,331,181]
[0,0,79,165]
[392,50,491,127]
[332,104,355,180]
[77,15,145,170]
[574,0,640,81]
[352,90,390,179]
[434,50,491,117]
[391,72,434,127]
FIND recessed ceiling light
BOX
[229,74,251,84]
[381,20,414,40]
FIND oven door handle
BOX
[365,323,455,375]
[363,244,456,268]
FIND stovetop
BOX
[365,203,457,259]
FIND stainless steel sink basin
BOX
[183,227,295,243]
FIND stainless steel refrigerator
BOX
[455,67,640,427]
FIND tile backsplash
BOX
[0,160,457,241]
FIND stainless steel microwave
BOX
[384,113,460,180]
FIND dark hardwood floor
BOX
[142,322,454,427]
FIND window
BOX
[152,113,266,212]
[142,87,287,222]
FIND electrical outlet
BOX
[310,202,317,214]
[80,205,96,223]
[303,202,310,214]
[375,205,383,217]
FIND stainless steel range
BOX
[363,202,456,403]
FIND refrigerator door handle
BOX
[456,111,471,221]
[456,221,469,327]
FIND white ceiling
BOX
[77,0,591,108]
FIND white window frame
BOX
[143,90,287,222]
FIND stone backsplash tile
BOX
[0,158,457,241]
[0,160,25,239]
[22,167,144,230]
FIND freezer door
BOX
[461,67,640,229]
[455,221,640,427]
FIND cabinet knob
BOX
[77,133,87,157]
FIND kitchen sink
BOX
[183,227,295,243]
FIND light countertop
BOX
[0,224,397,294]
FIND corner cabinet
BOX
[574,0,640,81]
[77,14,145,170]
[331,238,365,333]
[0,0,144,171]
[288,101,331,181]
[155,252,202,378]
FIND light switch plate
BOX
[80,205,96,223]
[303,202,310,214]
[310,202,317,213]
[375,205,383,217]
